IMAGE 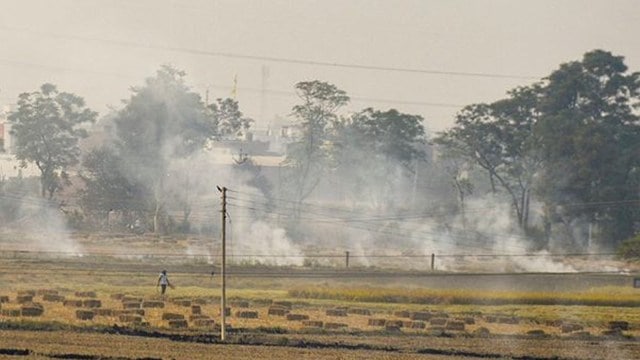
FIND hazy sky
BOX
[1,0,639,133]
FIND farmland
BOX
[0,233,639,359]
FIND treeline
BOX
[1,50,639,255]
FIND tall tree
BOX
[434,84,543,232]
[113,66,213,232]
[536,50,640,248]
[80,146,149,229]
[8,84,97,198]
[282,80,349,215]
[332,108,427,209]
[208,98,254,139]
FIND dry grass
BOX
[288,285,640,307]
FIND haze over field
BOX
[1,0,639,132]
[0,1,639,274]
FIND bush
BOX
[617,235,640,260]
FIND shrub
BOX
[617,235,640,260]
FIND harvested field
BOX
[0,249,638,359]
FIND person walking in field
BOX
[157,270,173,296]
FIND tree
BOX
[113,66,214,233]
[80,146,149,229]
[434,85,543,232]
[535,50,640,248]
[8,84,97,198]
[332,108,427,209]
[282,81,349,215]
[208,98,254,139]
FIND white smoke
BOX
[2,196,83,255]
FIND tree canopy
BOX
[8,83,97,198]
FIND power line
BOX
[0,26,540,80]
[0,57,465,110]
[0,248,618,259]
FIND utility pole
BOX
[217,186,228,341]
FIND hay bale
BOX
[36,289,58,296]
[189,314,209,321]
[463,317,476,325]
[42,294,65,302]
[236,311,259,319]
[121,296,142,303]
[0,296,9,303]
[16,295,33,304]
[430,318,447,326]
[427,327,445,336]
[286,313,309,321]
[162,313,185,321]
[122,301,142,309]
[193,319,215,327]
[497,316,519,324]
[527,329,546,337]
[173,299,192,307]
[385,325,402,332]
[125,309,145,316]
[268,306,288,316]
[1,308,21,317]
[63,299,83,307]
[74,291,96,298]
[303,320,323,328]
[82,299,102,308]
[385,320,403,328]
[272,301,292,309]
[347,308,371,316]
[561,323,584,333]
[94,309,114,316]
[76,310,95,320]
[367,318,387,326]
[110,293,125,300]
[445,321,465,331]
[410,321,426,329]
[17,290,36,297]
[393,310,410,318]
[484,315,497,323]
[545,319,563,327]
[410,312,431,321]
[231,300,249,308]
[608,321,629,331]
[473,327,491,337]
[191,305,201,314]
[193,298,210,305]
[324,322,348,329]
[168,319,188,328]
[142,301,165,308]
[118,314,142,323]
[325,309,347,317]
[602,329,624,337]
[432,311,449,318]
[21,304,44,317]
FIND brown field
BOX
[0,232,639,359]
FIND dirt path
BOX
[0,329,638,360]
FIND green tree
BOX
[8,84,97,198]
[282,80,349,215]
[332,108,427,209]
[208,98,254,139]
[113,66,214,233]
[80,146,149,229]
[434,85,543,232]
[535,50,640,248]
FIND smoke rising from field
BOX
[0,196,82,255]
